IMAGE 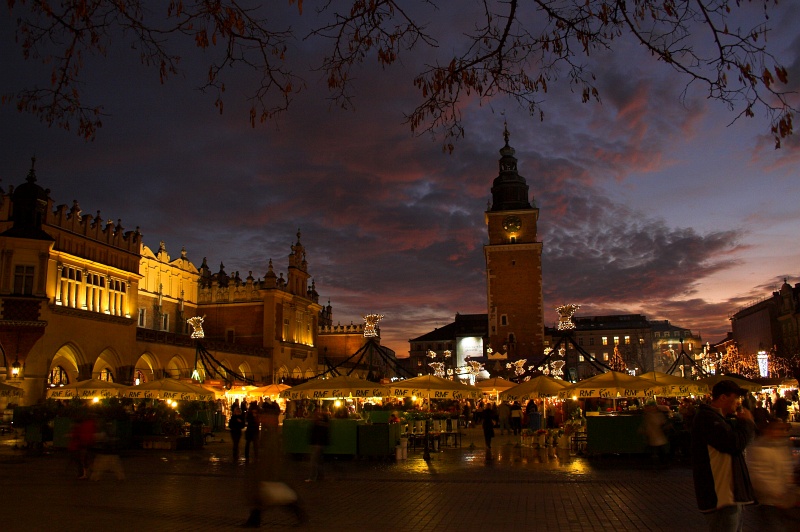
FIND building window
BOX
[603,352,609,361]
[613,336,619,345]
[639,337,645,345]
[99,368,114,382]
[501,315,508,326]
[578,355,585,362]
[602,336,608,346]
[138,308,146,327]
[161,313,169,331]
[655,332,660,338]
[227,329,235,343]
[589,337,595,346]
[624,335,631,345]
[48,366,69,387]
[578,337,584,346]
[13,265,35,295]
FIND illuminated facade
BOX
[0,163,328,404]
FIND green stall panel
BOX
[585,415,648,455]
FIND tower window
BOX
[500,315,508,326]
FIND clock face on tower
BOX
[502,215,522,233]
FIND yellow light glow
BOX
[334,400,342,407]
[92,397,100,403]
[411,395,417,401]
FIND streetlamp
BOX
[11,357,20,378]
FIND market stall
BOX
[501,375,570,430]
[281,375,393,456]
[558,371,664,455]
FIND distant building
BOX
[729,279,800,378]
[406,314,488,377]
[0,162,334,404]
[317,321,398,381]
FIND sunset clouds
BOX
[1,3,799,356]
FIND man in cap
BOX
[691,379,757,531]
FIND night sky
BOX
[1,3,799,357]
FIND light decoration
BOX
[486,347,493,356]
[757,350,769,378]
[363,314,384,338]
[556,304,580,331]
[466,361,484,375]
[428,362,445,378]
[427,350,437,359]
[187,316,205,339]
[506,359,527,377]
[443,350,452,359]
[550,360,565,377]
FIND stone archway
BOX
[92,348,123,382]
[49,343,85,386]
[133,352,159,384]
[166,355,190,379]
[276,365,289,382]
[237,362,253,382]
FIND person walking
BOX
[691,379,757,531]
[244,402,261,463]
[510,401,523,436]
[306,409,330,482]
[746,419,797,531]
[228,406,246,461]
[497,401,511,436]
[482,404,495,451]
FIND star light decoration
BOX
[466,360,484,376]
[556,304,580,331]
[363,313,384,338]
[187,316,205,339]
[506,359,527,377]
[429,361,446,378]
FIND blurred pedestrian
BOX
[746,420,798,531]
[510,401,523,435]
[691,379,756,531]
[497,401,511,435]
[244,401,261,463]
[228,406,245,461]
[482,404,495,450]
[306,409,330,482]
[68,413,97,479]
[641,401,669,466]
[242,409,305,527]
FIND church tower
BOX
[484,125,544,361]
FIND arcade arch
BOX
[47,344,83,387]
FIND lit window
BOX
[603,352,609,361]
[602,337,608,346]
[48,366,69,387]
[613,336,619,345]
[624,336,631,345]
[100,368,114,382]
[578,355,585,362]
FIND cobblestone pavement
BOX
[1,426,797,531]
